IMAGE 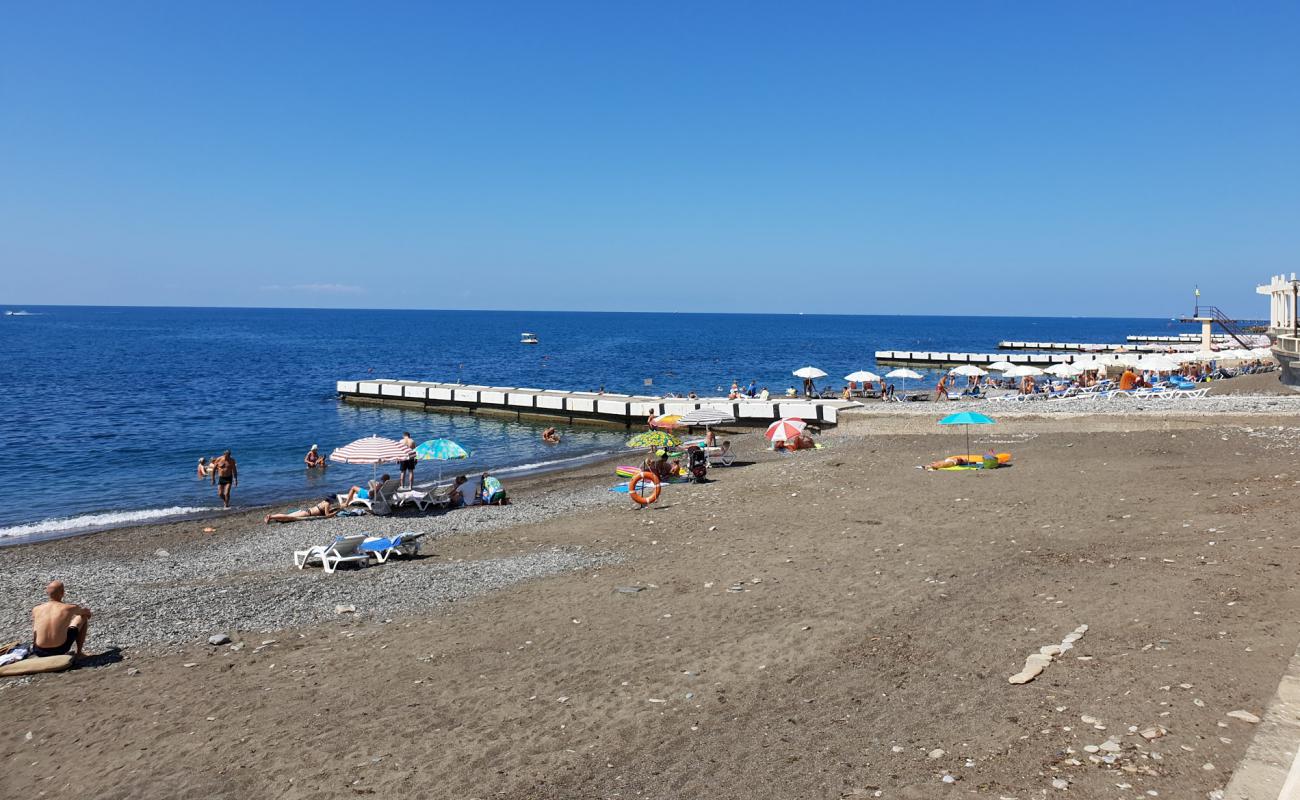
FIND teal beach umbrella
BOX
[414,438,470,482]
[938,411,996,456]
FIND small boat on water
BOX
[520,332,539,345]
[5,310,32,316]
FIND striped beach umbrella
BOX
[678,408,735,427]
[329,435,413,477]
[765,417,806,443]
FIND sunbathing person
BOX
[265,497,337,524]
[449,475,469,508]
[924,456,969,470]
[341,473,391,506]
[32,581,92,659]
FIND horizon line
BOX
[2,302,1257,323]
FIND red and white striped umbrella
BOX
[329,435,413,465]
[765,417,806,442]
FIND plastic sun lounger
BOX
[358,531,425,563]
[293,534,372,573]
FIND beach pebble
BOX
[891,745,904,753]
[615,586,644,594]
[334,605,356,615]
[1202,763,1216,771]
[24,731,32,741]
[126,667,140,676]
[1226,710,1261,723]
[1139,727,1166,741]
[1083,745,1100,753]
[154,549,170,558]
[1051,778,1069,789]
[207,633,231,646]
[928,748,945,759]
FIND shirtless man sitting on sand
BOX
[32,581,92,659]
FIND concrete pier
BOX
[995,340,1198,352]
[337,380,862,427]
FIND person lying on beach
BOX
[924,456,969,470]
[541,427,561,444]
[32,581,92,659]
[340,474,391,507]
[304,444,326,469]
[265,498,337,524]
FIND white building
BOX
[1257,273,1299,335]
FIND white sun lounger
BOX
[358,531,425,563]
[293,534,371,573]
[337,479,401,515]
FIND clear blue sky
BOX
[2,2,1296,317]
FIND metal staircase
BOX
[1195,305,1253,348]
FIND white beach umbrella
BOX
[884,367,923,396]
[948,365,987,377]
[1003,365,1045,378]
[844,370,882,383]
[987,361,1016,372]
[792,366,828,379]
[884,368,922,380]
[1043,363,1076,377]
[1137,356,1180,373]
[1186,349,1219,362]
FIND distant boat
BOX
[520,332,539,344]
[5,310,32,316]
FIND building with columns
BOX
[1257,273,1300,388]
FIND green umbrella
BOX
[626,431,682,450]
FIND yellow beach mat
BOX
[0,654,74,677]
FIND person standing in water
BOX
[211,450,237,508]
[399,432,417,489]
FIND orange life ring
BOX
[628,470,661,505]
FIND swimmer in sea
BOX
[542,427,561,444]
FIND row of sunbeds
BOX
[986,377,1212,403]
[293,531,424,573]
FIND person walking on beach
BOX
[398,432,417,489]
[935,375,950,401]
[211,450,237,508]
[32,581,92,660]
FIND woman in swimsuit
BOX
[264,498,337,524]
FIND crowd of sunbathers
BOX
[264,471,510,524]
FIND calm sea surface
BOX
[0,306,1201,541]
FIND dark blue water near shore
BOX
[0,306,1201,539]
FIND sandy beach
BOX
[4,385,1300,799]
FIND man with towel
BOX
[32,581,92,659]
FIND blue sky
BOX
[2,2,1296,317]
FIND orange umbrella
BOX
[650,415,683,430]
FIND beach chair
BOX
[337,479,401,515]
[293,533,371,573]
[398,483,453,511]
[359,531,425,563]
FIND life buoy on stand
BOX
[628,470,661,506]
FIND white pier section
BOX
[337,380,861,426]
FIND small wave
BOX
[0,506,220,540]
[491,450,619,477]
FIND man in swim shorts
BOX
[211,450,237,508]
[32,581,92,659]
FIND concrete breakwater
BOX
[337,379,861,427]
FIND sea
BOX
[0,306,1204,543]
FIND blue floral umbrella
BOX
[414,438,470,483]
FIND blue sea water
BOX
[0,306,1202,541]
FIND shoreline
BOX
[0,442,631,549]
